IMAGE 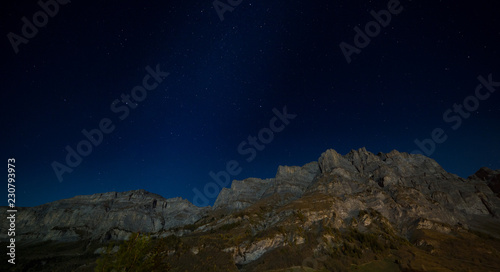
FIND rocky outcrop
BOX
[213,162,320,211]
[263,162,320,198]
[215,147,500,238]
[0,189,208,242]
[310,148,500,237]
[214,178,274,211]
[224,234,287,265]
[470,167,500,196]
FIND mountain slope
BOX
[2,148,500,271]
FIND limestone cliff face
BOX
[213,161,320,211]
[203,148,500,265]
[213,178,274,211]
[215,147,500,239]
[0,189,208,242]
[264,162,320,198]
[309,148,500,237]
[3,148,500,245]
[470,167,500,196]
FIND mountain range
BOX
[2,148,500,271]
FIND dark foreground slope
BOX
[2,148,500,271]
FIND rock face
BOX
[3,147,500,247]
[214,178,274,211]
[0,189,208,242]
[265,162,320,198]
[309,148,500,237]
[470,167,500,196]
[215,147,500,239]
[213,162,320,211]
[205,148,500,267]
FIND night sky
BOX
[2,0,499,207]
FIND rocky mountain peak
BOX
[318,148,354,173]
[470,167,500,196]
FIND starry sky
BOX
[2,0,499,207]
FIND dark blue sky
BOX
[2,0,499,207]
